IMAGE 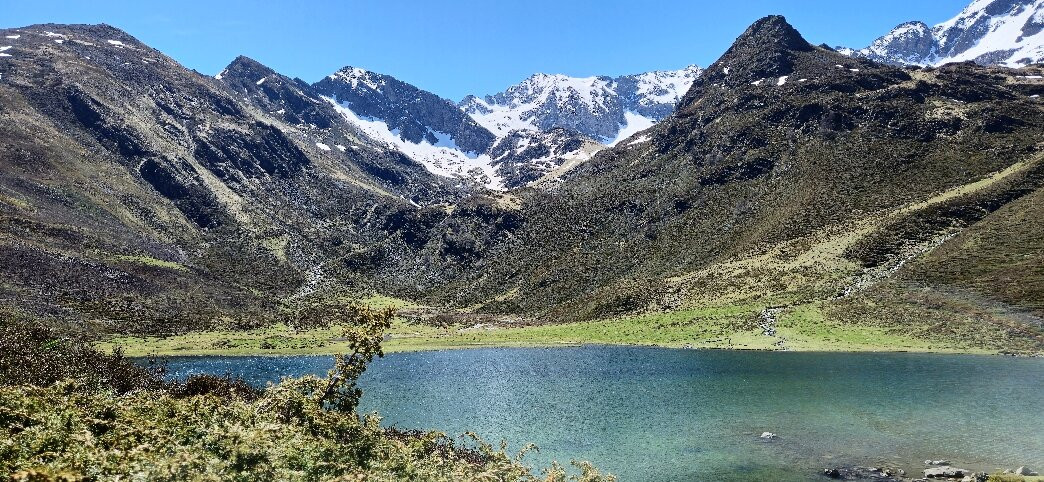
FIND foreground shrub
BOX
[0,381,614,481]
[0,314,165,393]
[0,306,615,480]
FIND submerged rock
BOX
[760,431,779,440]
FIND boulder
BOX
[1015,466,1038,476]
[924,466,968,478]
[925,460,951,466]
[760,432,779,440]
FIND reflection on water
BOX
[157,347,1044,481]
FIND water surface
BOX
[158,347,1044,481]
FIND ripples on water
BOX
[159,347,1044,481]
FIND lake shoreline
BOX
[153,347,1044,481]
[112,339,1043,359]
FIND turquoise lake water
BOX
[157,347,1044,481]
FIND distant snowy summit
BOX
[841,0,1044,67]
[460,66,702,145]
[311,64,701,189]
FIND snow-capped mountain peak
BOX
[460,65,702,144]
[327,66,387,92]
[844,0,1044,67]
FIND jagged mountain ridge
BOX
[459,66,702,144]
[306,64,701,189]
[309,66,599,189]
[841,0,1044,67]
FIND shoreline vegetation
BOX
[97,296,1038,358]
[0,307,616,481]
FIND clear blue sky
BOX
[2,0,969,100]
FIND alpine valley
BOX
[3,0,1044,480]
[2,1,1044,354]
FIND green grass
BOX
[776,303,994,354]
[111,254,188,272]
[98,302,1004,357]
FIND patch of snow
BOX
[44,32,66,38]
[751,79,765,86]
[54,39,63,44]
[627,134,652,146]
[633,65,701,105]
[1020,75,1044,79]
[326,97,503,189]
[215,69,226,80]
[315,142,331,151]
[799,78,808,82]
[723,67,730,75]
[777,75,789,86]
[850,68,860,72]
[256,77,266,85]
[0,46,11,52]
[5,35,20,39]
[106,39,126,47]
[460,95,539,136]
[608,111,656,147]
[336,144,347,151]
[0,53,10,57]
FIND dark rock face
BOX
[193,122,311,181]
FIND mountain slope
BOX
[0,23,471,332]
[409,16,1044,353]
[844,0,1044,67]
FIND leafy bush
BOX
[0,307,614,481]
[0,313,165,393]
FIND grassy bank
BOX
[98,302,1004,357]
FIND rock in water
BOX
[760,432,779,440]
[1015,466,1038,476]
[924,466,968,478]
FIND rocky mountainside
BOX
[0,23,490,332]
[459,66,702,144]
[307,65,701,189]
[412,16,1044,350]
[842,0,1044,67]
[309,66,598,189]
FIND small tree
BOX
[316,304,395,413]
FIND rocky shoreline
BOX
[820,461,1038,481]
